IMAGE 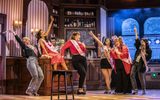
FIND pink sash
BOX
[70,40,85,56]
[41,39,58,53]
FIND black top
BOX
[15,35,38,58]
[133,39,152,65]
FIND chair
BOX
[50,70,77,100]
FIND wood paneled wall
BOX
[26,0,48,45]
[0,0,49,56]
[0,0,23,56]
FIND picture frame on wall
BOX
[65,29,96,48]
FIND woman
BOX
[36,16,68,70]
[88,31,113,94]
[9,30,44,96]
[61,32,87,95]
[130,27,152,95]
[111,37,132,94]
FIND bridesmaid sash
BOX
[70,40,85,56]
[41,39,58,53]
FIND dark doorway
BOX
[0,13,7,94]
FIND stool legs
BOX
[70,74,74,100]
[51,71,75,100]
[58,74,60,100]
[51,73,54,100]
[64,72,68,100]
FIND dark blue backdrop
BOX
[108,8,160,61]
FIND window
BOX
[144,17,160,35]
[122,18,139,36]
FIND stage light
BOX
[148,39,151,44]
[155,39,160,44]
[13,20,22,30]
[151,73,157,78]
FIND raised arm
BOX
[134,27,141,49]
[134,26,138,39]
[88,31,103,47]
[8,30,26,49]
[44,16,54,36]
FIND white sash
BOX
[121,53,132,64]
[41,39,58,53]
[141,51,149,72]
[70,40,85,56]
[103,46,114,68]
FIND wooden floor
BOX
[0,90,160,100]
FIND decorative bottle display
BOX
[62,7,97,50]
[53,17,58,28]
[64,18,96,28]
[64,9,96,28]
[65,11,95,16]
[52,7,59,37]
[52,8,58,15]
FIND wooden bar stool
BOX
[50,70,77,100]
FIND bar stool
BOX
[50,70,77,100]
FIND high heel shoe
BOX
[77,88,86,95]
[104,90,111,94]
[132,91,138,95]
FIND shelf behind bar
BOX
[64,27,96,30]
[64,15,96,18]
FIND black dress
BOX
[100,58,112,69]
[114,59,132,94]
[100,46,112,69]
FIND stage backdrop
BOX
[108,8,160,61]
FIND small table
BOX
[50,70,77,100]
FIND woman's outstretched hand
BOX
[41,54,52,59]
[88,31,94,36]
[50,16,54,21]
[8,30,17,35]
[134,26,137,33]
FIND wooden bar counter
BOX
[5,57,104,95]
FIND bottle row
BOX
[65,50,98,59]
[53,18,58,27]
[64,18,96,28]
[53,9,58,15]
[65,11,95,16]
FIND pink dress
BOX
[41,39,64,64]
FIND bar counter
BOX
[5,57,104,95]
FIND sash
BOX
[141,51,148,72]
[41,39,58,53]
[121,53,132,64]
[70,40,85,56]
[119,45,132,64]
[103,46,113,68]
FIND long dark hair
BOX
[103,38,113,48]
[36,29,48,43]
[141,38,150,49]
